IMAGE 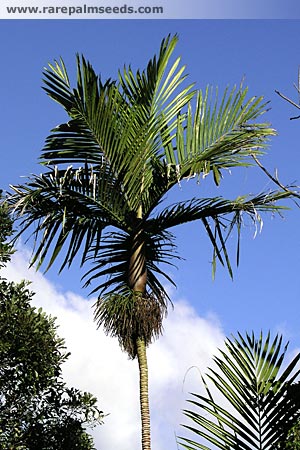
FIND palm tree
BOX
[8,35,292,450]
[179,331,300,450]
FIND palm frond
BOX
[179,331,300,450]
[83,227,180,302]
[148,190,289,278]
[43,56,151,210]
[40,37,195,215]
[119,34,194,123]
[94,290,166,359]
[8,164,130,271]
[164,85,275,187]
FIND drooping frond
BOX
[78,188,289,303]
[179,331,300,450]
[83,227,180,301]
[94,291,166,359]
[148,190,289,278]
[9,164,130,271]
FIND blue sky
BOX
[1,19,300,449]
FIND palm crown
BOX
[10,35,290,356]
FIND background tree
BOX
[8,35,294,450]
[276,68,300,120]
[0,279,103,449]
[0,198,104,449]
[281,423,300,449]
[251,71,300,201]
[278,383,300,450]
[179,331,300,450]
[0,189,14,266]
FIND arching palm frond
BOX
[119,34,194,120]
[179,331,300,450]
[164,85,275,188]
[9,163,131,271]
[138,82,278,216]
[148,189,289,278]
[42,65,153,213]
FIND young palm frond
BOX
[179,331,300,450]
[163,85,275,185]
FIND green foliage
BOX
[277,383,300,449]
[281,422,300,449]
[0,277,103,449]
[179,331,300,450]
[0,190,14,267]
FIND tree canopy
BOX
[0,196,104,449]
[0,189,14,267]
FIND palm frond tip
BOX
[179,331,300,450]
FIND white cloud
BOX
[2,246,225,450]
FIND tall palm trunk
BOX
[128,223,151,450]
[136,338,151,450]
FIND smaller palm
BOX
[179,331,300,450]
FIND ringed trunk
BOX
[128,227,151,450]
[136,337,151,450]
